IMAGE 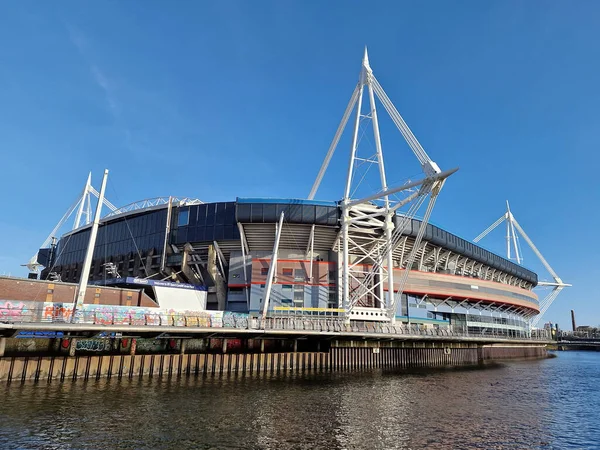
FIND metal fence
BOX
[0,306,550,341]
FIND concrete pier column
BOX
[0,337,5,357]
[130,339,137,356]
[293,340,298,353]
[69,339,77,357]
[222,339,228,354]
[180,339,186,355]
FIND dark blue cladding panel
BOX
[172,202,237,244]
[235,199,340,226]
[394,215,537,285]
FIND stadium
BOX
[37,196,540,335]
[28,50,554,336]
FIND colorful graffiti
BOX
[0,301,29,320]
[223,312,249,328]
[1,299,249,331]
[75,339,112,352]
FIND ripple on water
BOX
[0,352,598,450]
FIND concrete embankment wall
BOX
[0,337,547,383]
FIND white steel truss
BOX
[310,48,458,323]
[105,197,203,218]
[23,172,118,273]
[474,201,571,327]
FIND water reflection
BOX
[0,353,598,449]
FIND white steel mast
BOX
[309,48,458,323]
[24,172,117,273]
[72,169,109,323]
[474,202,571,327]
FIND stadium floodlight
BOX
[474,202,571,327]
[23,172,117,273]
[309,48,458,323]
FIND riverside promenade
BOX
[0,309,551,383]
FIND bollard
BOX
[69,338,77,357]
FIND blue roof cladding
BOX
[236,197,338,207]
[235,198,339,226]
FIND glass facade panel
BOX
[178,209,190,227]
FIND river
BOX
[0,351,598,449]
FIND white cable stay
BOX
[23,172,118,273]
[473,201,571,328]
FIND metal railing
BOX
[0,307,550,341]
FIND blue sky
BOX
[0,1,598,328]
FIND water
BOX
[0,352,598,449]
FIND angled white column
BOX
[261,212,285,321]
[72,169,109,322]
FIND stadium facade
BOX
[39,196,540,335]
[30,50,552,336]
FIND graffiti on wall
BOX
[0,299,249,331]
[75,339,112,352]
[0,301,29,319]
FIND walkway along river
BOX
[0,313,550,383]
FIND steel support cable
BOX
[30,231,77,302]
[376,85,431,166]
[29,195,85,268]
[532,288,562,326]
[372,80,428,164]
[88,186,118,212]
[108,179,150,278]
[371,77,431,165]
[537,288,559,312]
[389,182,442,315]
[350,121,377,198]
[512,218,560,281]
[473,214,506,242]
[308,85,361,200]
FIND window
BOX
[281,298,293,305]
[328,287,337,303]
[282,268,293,276]
[328,270,336,282]
[282,284,292,290]
[229,287,244,293]
[260,267,269,276]
[260,284,265,288]
[294,269,304,281]
[178,209,190,227]
[327,301,337,309]
[294,288,304,301]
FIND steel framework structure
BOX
[104,196,204,219]
[309,49,458,323]
[24,172,118,273]
[474,202,571,327]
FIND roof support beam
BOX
[261,212,285,321]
